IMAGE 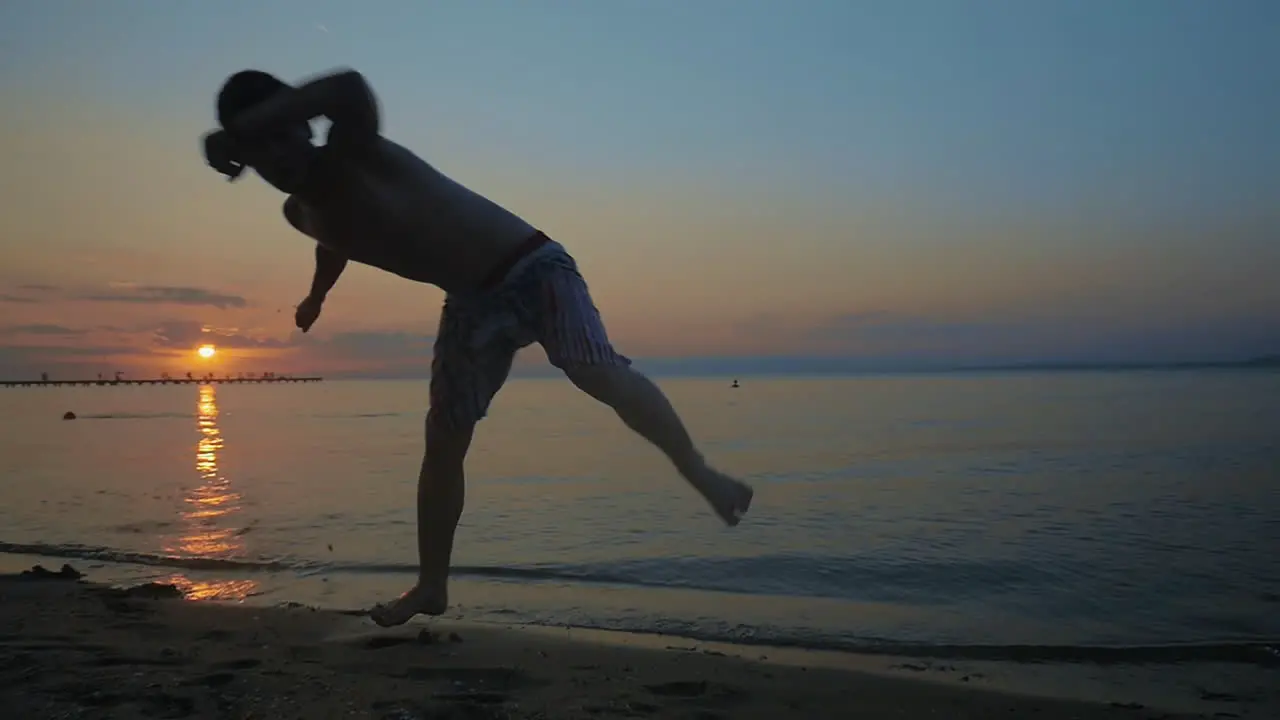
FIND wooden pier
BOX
[0,376,322,388]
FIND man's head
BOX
[216,70,316,192]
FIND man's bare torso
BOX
[285,137,536,294]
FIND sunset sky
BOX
[1,1,1277,379]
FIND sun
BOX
[197,344,216,359]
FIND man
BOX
[203,68,754,627]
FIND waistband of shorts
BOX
[478,230,556,290]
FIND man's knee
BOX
[563,363,637,403]
[423,408,475,471]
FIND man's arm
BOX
[226,68,379,148]
[284,197,348,300]
[309,243,348,301]
[296,244,345,333]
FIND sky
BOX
[1,0,1277,379]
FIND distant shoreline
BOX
[364,355,1280,381]
[5,355,1275,384]
[934,354,1280,374]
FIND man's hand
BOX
[202,129,245,181]
[295,294,324,332]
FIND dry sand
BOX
[0,567,1263,719]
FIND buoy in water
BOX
[62,411,76,420]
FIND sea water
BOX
[2,371,1278,663]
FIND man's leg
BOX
[566,364,752,525]
[368,411,474,627]
[533,257,753,525]
[371,304,515,627]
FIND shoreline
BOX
[4,548,1276,666]
[2,568,1273,719]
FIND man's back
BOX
[304,136,536,293]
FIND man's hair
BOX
[217,70,290,128]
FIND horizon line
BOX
[322,353,1280,381]
[4,353,1276,384]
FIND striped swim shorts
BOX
[428,232,630,428]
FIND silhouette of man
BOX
[202,68,754,626]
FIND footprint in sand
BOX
[365,635,417,650]
[181,671,237,688]
[210,657,261,670]
[643,680,746,706]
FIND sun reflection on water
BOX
[161,384,258,600]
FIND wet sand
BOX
[0,568,1251,719]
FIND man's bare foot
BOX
[695,467,754,526]
[369,582,448,627]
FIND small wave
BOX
[0,543,1056,603]
[0,541,298,573]
[453,555,1058,604]
[78,412,193,420]
[0,543,616,584]
[0,543,816,599]
[110,521,177,534]
[323,555,1055,605]
[312,412,404,419]
[332,561,640,586]
[503,617,1280,667]
[0,541,623,583]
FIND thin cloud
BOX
[799,310,1280,364]
[150,320,291,350]
[0,324,87,337]
[0,283,58,304]
[811,312,1021,344]
[295,330,436,378]
[316,331,434,358]
[0,343,142,381]
[804,311,1048,357]
[0,344,136,361]
[81,285,248,309]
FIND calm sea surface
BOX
[2,372,1278,659]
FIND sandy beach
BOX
[4,567,1264,720]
